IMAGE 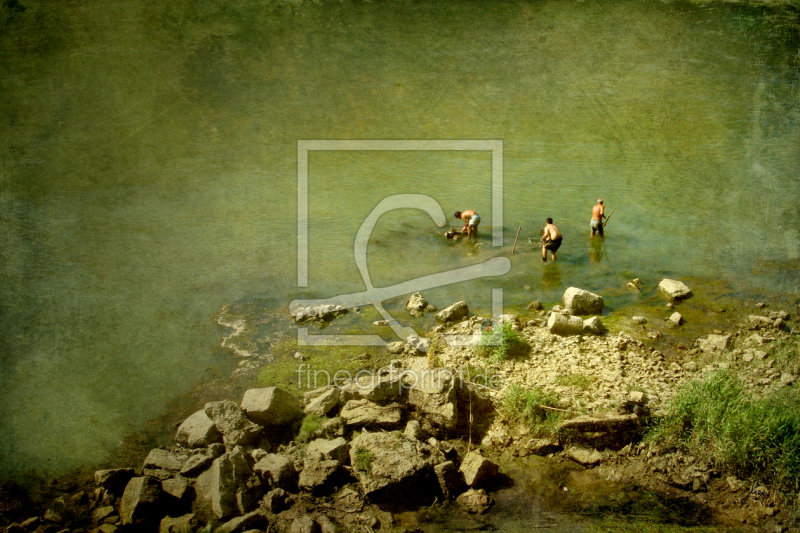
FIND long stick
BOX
[603,210,614,227]
[511,227,521,254]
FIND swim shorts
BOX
[590,219,603,232]
[469,214,481,227]
[544,237,562,252]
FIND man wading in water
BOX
[454,210,480,239]
[542,217,562,262]
[591,198,605,238]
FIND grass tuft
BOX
[296,414,323,443]
[647,369,800,491]
[499,384,564,434]
[353,446,374,471]
[476,323,530,363]
[555,372,597,390]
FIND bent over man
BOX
[542,217,562,262]
[454,210,480,239]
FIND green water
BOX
[1,0,799,479]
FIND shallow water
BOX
[1,0,799,478]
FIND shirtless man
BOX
[591,199,605,238]
[542,217,562,262]
[454,210,480,239]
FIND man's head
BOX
[454,211,462,219]
[597,199,603,205]
[546,217,553,224]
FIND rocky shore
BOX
[1,279,798,533]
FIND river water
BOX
[1,0,799,480]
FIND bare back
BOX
[460,209,476,222]
[592,203,604,221]
[544,223,561,241]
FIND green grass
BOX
[476,323,530,363]
[647,369,800,491]
[353,446,374,471]
[296,414,324,444]
[583,518,723,533]
[555,373,597,390]
[773,338,800,375]
[499,384,564,434]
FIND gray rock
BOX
[567,448,604,466]
[205,400,262,447]
[355,372,405,402]
[208,443,226,458]
[316,515,338,533]
[159,514,198,533]
[175,409,222,448]
[161,477,191,503]
[261,488,288,513]
[405,292,429,316]
[307,438,350,463]
[404,420,425,440]
[698,334,732,353]
[386,341,406,354]
[213,510,268,533]
[340,399,403,428]
[253,454,297,490]
[94,469,135,495]
[434,461,464,499]
[632,316,647,324]
[293,304,348,323]
[304,386,339,418]
[144,448,187,473]
[298,456,342,495]
[497,313,519,325]
[547,313,584,336]
[658,279,692,300]
[406,367,458,429]
[349,431,440,500]
[241,387,302,426]
[120,476,164,526]
[582,316,606,335]
[456,488,492,514]
[435,301,469,324]
[407,334,430,354]
[290,516,321,533]
[668,312,683,326]
[746,315,774,330]
[181,454,212,477]
[194,451,252,520]
[563,287,604,315]
[459,451,498,488]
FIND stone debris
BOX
[658,279,693,300]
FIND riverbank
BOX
[0,276,798,532]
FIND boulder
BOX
[658,279,692,300]
[290,516,321,533]
[434,461,464,499]
[567,447,603,466]
[143,448,188,474]
[160,514,198,533]
[298,456,343,495]
[698,334,732,353]
[355,371,405,403]
[349,431,440,502]
[547,313,584,336]
[180,454,212,477]
[120,476,164,526]
[746,315,774,330]
[406,367,458,429]
[213,510,268,533]
[175,410,222,448]
[241,387,302,426]
[307,438,350,463]
[162,477,192,505]
[405,292,429,317]
[668,312,683,326]
[304,386,339,418]
[293,304,348,323]
[340,399,403,428]
[252,454,297,490]
[582,316,606,336]
[386,341,406,354]
[261,488,288,514]
[435,301,469,324]
[194,451,251,520]
[204,400,262,447]
[94,468,135,495]
[563,287,604,315]
[404,420,425,441]
[526,438,562,456]
[406,334,430,354]
[456,488,492,514]
[459,451,498,488]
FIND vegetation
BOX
[296,414,324,443]
[499,384,564,434]
[476,323,529,363]
[555,372,597,390]
[353,446,374,472]
[647,369,800,491]
[773,338,800,375]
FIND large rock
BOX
[567,447,603,466]
[307,438,350,463]
[253,454,297,490]
[298,456,343,495]
[290,516,321,533]
[547,313,585,336]
[435,301,469,324]
[162,477,192,504]
[120,476,164,526]
[340,399,403,428]
[194,450,251,520]
[204,400,262,447]
[241,387,302,426]
[562,288,604,315]
[349,431,441,503]
[94,469,135,495]
[160,514,199,533]
[459,451,498,488]
[658,279,692,300]
[698,334,732,353]
[181,454,212,477]
[292,304,348,323]
[355,371,405,403]
[143,449,188,474]
[175,410,222,448]
[406,367,458,429]
[405,292,429,317]
[213,509,268,533]
[303,386,339,417]
[456,488,492,514]
[434,461,464,499]
[582,316,606,336]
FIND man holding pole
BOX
[591,199,606,238]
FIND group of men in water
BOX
[452,199,608,263]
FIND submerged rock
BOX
[405,292,429,317]
[658,279,692,300]
[456,488,492,514]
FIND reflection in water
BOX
[542,262,562,290]
[590,238,604,265]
